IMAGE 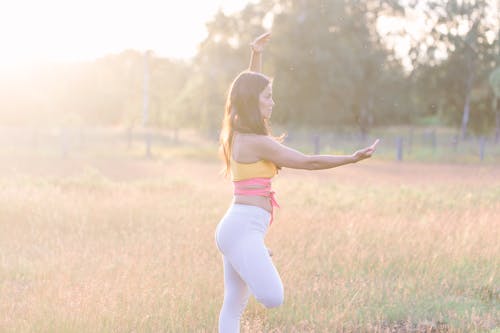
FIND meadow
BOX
[0,143,499,332]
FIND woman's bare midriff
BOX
[234,195,272,213]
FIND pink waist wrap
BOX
[233,177,280,225]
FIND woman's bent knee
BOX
[259,290,284,309]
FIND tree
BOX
[179,2,274,136]
[408,0,498,139]
[268,0,405,136]
[489,67,500,142]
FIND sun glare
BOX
[0,0,250,67]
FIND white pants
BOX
[215,204,284,333]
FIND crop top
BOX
[230,157,277,181]
[230,157,280,225]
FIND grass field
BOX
[0,151,498,332]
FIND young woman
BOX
[214,32,379,333]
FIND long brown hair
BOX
[219,71,273,177]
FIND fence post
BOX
[452,134,459,153]
[396,136,403,161]
[479,136,486,162]
[430,129,436,153]
[408,127,413,155]
[313,134,320,154]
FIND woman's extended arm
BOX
[254,136,380,170]
[248,32,271,73]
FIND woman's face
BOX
[259,83,274,119]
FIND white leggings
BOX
[214,204,284,333]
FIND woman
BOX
[214,32,379,333]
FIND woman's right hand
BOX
[250,31,271,53]
[351,139,380,162]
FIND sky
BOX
[1,0,497,70]
[0,0,253,66]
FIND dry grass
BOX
[0,156,498,332]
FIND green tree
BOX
[179,3,273,136]
[180,0,409,138]
[489,67,500,142]
[408,0,498,138]
[268,0,405,137]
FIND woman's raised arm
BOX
[248,32,271,73]
[252,136,380,170]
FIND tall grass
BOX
[0,158,498,332]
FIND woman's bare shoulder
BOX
[233,133,277,156]
[238,133,277,147]
[234,132,273,142]
[252,136,285,161]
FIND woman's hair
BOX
[219,71,273,177]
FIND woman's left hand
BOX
[352,139,380,162]
[251,31,271,53]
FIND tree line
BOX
[1,0,499,142]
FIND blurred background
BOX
[1,2,499,331]
[0,0,499,163]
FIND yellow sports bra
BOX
[230,157,277,181]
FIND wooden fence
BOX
[1,126,499,163]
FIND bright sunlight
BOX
[0,0,250,66]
